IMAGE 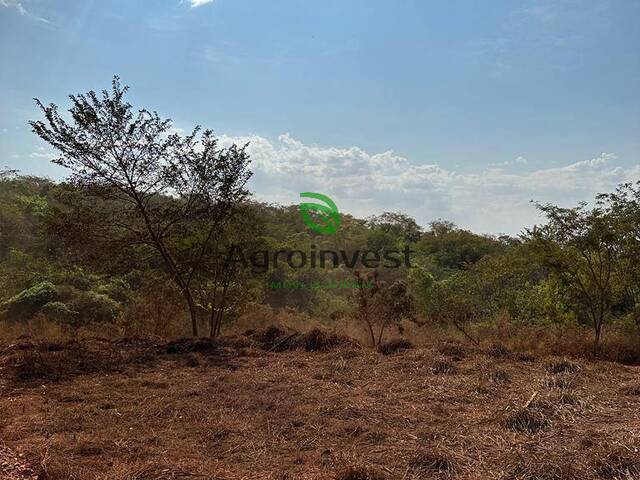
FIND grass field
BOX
[1,331,640,479]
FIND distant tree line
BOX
[1,77,639,351]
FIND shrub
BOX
[96,278,132,303]
[70,291,120,325]
[0,281,57,321]
[59,269,93,291]
[40,301,77,323]
[542,372,575,390]
[165,338,218,354]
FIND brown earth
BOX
[0,332,639,480]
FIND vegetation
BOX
[30,77,251,336]
[4,165,640,355]
[1,78,640,362]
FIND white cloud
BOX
[190,0,214,7]
[0,0,26,15]
[29,146,57,160]
[217,133,638,235]
[0,0,49,22]
[490,156,528,167]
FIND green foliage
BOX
[70,291,120,325]
[416,220,503,276]
[96,278,133,303]
[30,76,252,336]
[1,281,58,321]
[3,169,640,345]
[526,200,628,344]
[367,211,422,243]
[41,301,78,323]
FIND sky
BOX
[1,0,639,235]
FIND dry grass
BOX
[546,359,581,374]
[438,342,467,360]
[408,450,457,475]
[595,449,640,479]
[502,408,550,434]
[335,466,385,480]
[486,343,510,359]
[377,338,412,356]
[1,330,639,479]
[431,358,456,374]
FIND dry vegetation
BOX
[1,329,640,480]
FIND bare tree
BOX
[30,76,251,336]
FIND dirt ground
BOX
[1,332,639,480]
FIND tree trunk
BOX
[594,321,602,356]
[209,307,223,338]
[185,291,199,337]
[209,308,217,338]
[215,310,223,337]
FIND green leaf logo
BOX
[300,192,341,235]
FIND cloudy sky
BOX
[1,0,639,234]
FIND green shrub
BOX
[0,281,57,320]
[58,268,93,291]
[71,291,120,325]
[96,278,132,303]
[41,301,78,323]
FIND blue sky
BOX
[1,0,639,234]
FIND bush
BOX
[70,291,120,325]
[0,281,57,321]
[41,301,77,323]
[96,278,132,303]
[59,269,93,291]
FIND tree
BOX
[417,220,502,275]
[596,182,640,324]
[195,204,264,337]
[30,76,252,336]
[526,202,623,348]
[367,211,422,243]
[353,271,414,346]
